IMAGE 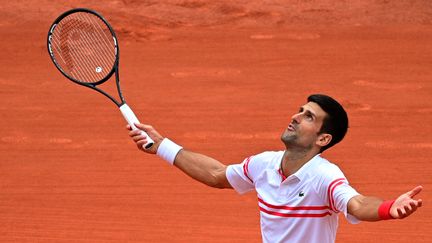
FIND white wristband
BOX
[156,138,183,165]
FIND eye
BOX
[305,112,314,121]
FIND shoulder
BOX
[315,156,345,176]
[312,156,349,186]
[251,151,283,161]
[248,151,283,166]
[244,150,283,175]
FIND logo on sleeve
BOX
[298,191,305,197]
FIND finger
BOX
[408,202,418,214]
[126,125,132,131]
[137,138,149,148]
[134,123,147,130]
[407,185,423,198]
[406,202,418,216]
[397,208,406,219]
[417,199,423,207]
[135,123,154,132]
[132,133,147,142]
[129,129,143,137]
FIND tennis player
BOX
[127,94,423,243]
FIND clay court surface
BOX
[1,1,431,242]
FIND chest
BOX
[255,169,323,206]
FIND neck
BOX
[280,148,319,177]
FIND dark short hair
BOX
[307,94,348,152]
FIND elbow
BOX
[207,166,230,189]
[208,181,226,189]
[212,179,231,189]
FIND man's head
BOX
[281,94,348,153]
[307,94,349,152]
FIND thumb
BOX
[134,123,148,131]
[134,123,159,138]
[407,185,423,198]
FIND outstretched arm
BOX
[347,186,423,221]
[128,123,232,189]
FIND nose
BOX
[291,112,301,124]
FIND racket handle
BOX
[120,104,154,149]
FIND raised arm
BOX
[128,123,232,189]
[347,186,423,221]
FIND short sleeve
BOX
[329,179,360,224]
[316,164,360,224]
[226,156,255,194]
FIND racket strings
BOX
[58,19,100,81]
[59,14,114,81]
[53,18,99,81]
[50,12,116,84]
[65,14,114,82]
[62,19,111,81]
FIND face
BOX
[281,102,330,151]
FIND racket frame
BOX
[47,8,125,107]
[47,8,154,149]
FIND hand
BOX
[390,185,423,219]
[127,123,164,154]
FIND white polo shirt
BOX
[226,151,360,243]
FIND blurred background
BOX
[1,1,431,242]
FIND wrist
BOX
[378,199,396,220]
[156,138,183,165]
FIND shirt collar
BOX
[278,153,322,181]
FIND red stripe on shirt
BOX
[330,181,345,213]
[259,206,332,218]
[243,156,253,183]
[327,178,346,212]
[278,168,287,182]
[258,197,330,211]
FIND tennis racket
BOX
[47,8,154,149]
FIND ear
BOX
[316,133,332,148]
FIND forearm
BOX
[128,124,232,189]
[348,195,383,221]
[348,185,423,221]
[173,149,231,189]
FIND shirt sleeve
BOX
[318,164,360,224]
[328,178,360,224]
[226,156,255,194]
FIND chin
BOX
[281,134,296,145]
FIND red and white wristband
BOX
[156,138,183,165]
[378,200,396,220]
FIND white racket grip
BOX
[120,104,154,149]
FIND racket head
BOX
[47,8,119,86]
